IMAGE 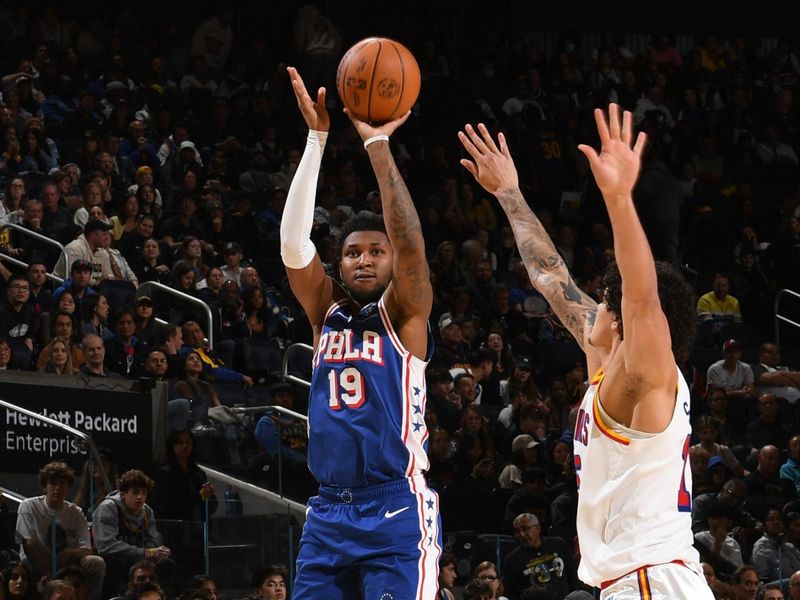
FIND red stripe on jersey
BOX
[591,381,631,446]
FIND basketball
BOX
[336,37,421,124]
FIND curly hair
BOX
[38,461,76,487]
[118,469,154,493]
[602,261,696,361]
[333,213,387,270]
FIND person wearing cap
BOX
[53,260,98,305]
[502,512,577,599]
[57,219,114,286]
[134,296,157,345]
[430,312,469,370]
[220,242,244,285]
[499,435,541,490]
[706,339,755,404]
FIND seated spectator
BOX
[53,261,97,307]
[79,334,123,379]
[80,294,112,340]
[125,581,165,600]
[254,382,308,466]
[746,392,790,451]
[752,509,800,581]
[185,575,218,600]
[131,238,171,285]
[220,242,244,285]
[503,468,549,534]
[37,312,85,369]
[471,560,509,600]
[0,338,14,370]
[436,552,457,600]
[180,321,253,387]
[453,372,477,409]
[15,461,106,600]
[121,561,162,597]
[38,336,76,375]
[55,565,88,600]
[197,267,224,307]
[427,428,457,491]
[705,388,739,446]
[732,565,760,600]
[56,220,114,285]
[426,368,460,433]
[501,356,541,405]
[691,415,746,479]
[781,435,800,495]
[453,403,496,459]
[755,124,799,166]
[1,561,36,600]
[41,580,77,600]
[160,195,204,252]
[706,339,755,404]
[463,581,494,600]
[27,260,53,316]
[752,342,800,404]
[93,470,175,597]
[134,296,158,345]
[502,512,577,599]
[172,350,224,428]
[105,308,149,378]
[499,435,541,489]
[103,230,139,287]
[0,274,39,368]
[694,500,744,581]
[744,445,795,502]
[430,312,469,370]
[697,273,742,326]
[250,565,288,600]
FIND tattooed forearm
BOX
[368,145,422,247]
[496,188,597,346]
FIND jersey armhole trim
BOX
[377,296,429,367]
[592,373,632,446]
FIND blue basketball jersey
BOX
[308,296,433,488]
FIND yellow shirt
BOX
[696,292,741,321]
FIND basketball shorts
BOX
[600,561,715,600]
[293,474,442,600]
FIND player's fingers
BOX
[577,144,600,169]
[458,130,482,160]
[465,124,489,155]
[608,103,621,141]
[621,110,632,146]
[317,87,326,104]
[459,159,479,180]
[478,123,499,154]
[594,109,611,148]
[498,132,511,158]
[633,131,647,156]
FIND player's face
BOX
[588,301,618,350]
[339,230,393,305]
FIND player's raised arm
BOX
[280,67,336,331]
[577,105,673,383]
[458,123,597,354]
[345,109,432,358]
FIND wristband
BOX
[363,135,389,149]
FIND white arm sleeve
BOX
[280,130,327,269]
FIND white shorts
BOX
[600,562,715,600]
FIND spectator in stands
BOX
[172,350,223,430]
[781,435,800,495]
[691,415,746,478]
[102,230,138,287]
[153,324,183,378]
[463,581,494,600]
[93,470,174,597]
[54,260,97,307]
[41,580,76,600]
[499,435,541,489]
[131,238,171,285]
[105,308,148,378]
[733,565,760,600]
[697,273,742,326]
[431,312,469,370]
[160,195,204,252]
[220,242,243,285]
[250,564,287,600]
[0,273,39,368]
[752,509,800,582]
[471,561,509,600]
[125,581,165,600]
[746,392,791,451]
[0,338,14,370]
[254,382,308,466]
[56,565,88,600]
[180,321,253,387]
[134,296,157,345]
[436,552,457,600]
[79,333,122,379]
[705,388,739,446]
[426,368,460,433]
[501,357,541,405]
[745,445,795,501]
[57,220,113,285]
[752,342,800,403]
[503,468,549,534]
[80,294,111,340]
[185,575,218,600]
[427,428,457,491]
[15,461,106,600]
[117,214,156,264]
[72,448,119,517]
[503,512,577,599]
[789,570,800,600]
[707,339,755,402]
[40,181,75,245]
[453,372,477,409]
[693,500,744,581]
[38,336,75,375]
[38,312,85,369]
[27,260,53,315]
[122,561,161,596]
[1,561,35,600]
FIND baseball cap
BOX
[84,219,113,235]
[723,339,742,352]
[516,356,533,370]
[136,166,153,176]
[224,242,242,254]
[438,312,461,332]
[136,295,153,306]
[706,455,729,473]
[512,434,539,453]
[71,259,93,272]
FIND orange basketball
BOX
[336,37,421,124]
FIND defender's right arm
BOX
[281,67,335,331]
[458,124,597,352]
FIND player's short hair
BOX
[334,213,387,266]
[118,469,154,493]
[250,564,288,589]
[39,461,76,487]
[602,261,696,360]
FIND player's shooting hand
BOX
[577,104,646,203]
[458,123,518,196]
[287,66,329,132]
[344,109,410,142]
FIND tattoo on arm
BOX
[496,189,597,346]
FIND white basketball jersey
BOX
[572,366,700,588]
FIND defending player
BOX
[458,106,713,598]
[281,67,439,600]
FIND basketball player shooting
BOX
[282,67,440,600]
[458,106,713,599]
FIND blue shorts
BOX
[293,475,442,600]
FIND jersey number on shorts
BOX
[677,433,692,512]
[327,367,366,410]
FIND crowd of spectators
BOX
[1,1,800,599]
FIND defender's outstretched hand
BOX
[344,108,410,142]
[578,104,646,201]
[458,123,518,195]
[287,66,329,132]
